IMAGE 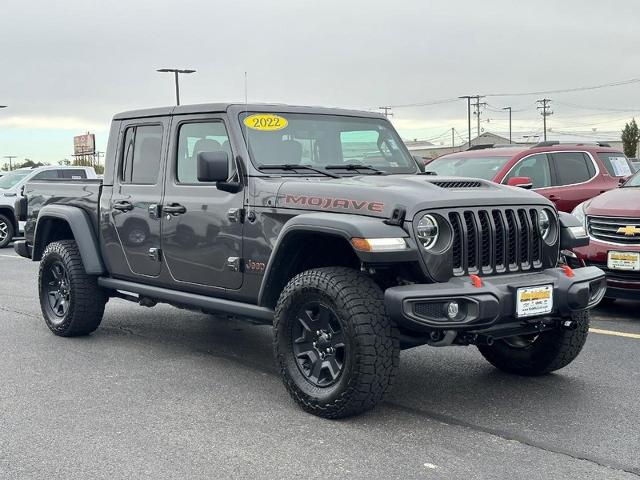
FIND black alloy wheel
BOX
[43,260,71,321]
[291,301,347,387]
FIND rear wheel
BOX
[274,267,399,418]
[0,214,15,248]
[39,240,107,336]
[477,311,589,376]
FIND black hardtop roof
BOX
[113,103,387,121]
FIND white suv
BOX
[0,166,97,248]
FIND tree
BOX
[621,118,640,158]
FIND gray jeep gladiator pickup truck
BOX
[15,103,606,418]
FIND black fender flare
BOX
[33,205,105,275]
[257,212,418,307]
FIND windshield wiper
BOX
[324,164,386,175]
[257,164,340,179]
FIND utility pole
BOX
[157,68,196,105]
[451,127,455,147]
[502,106,512,144]
[459,96,473,147]
[537,98,553,142]
[3,156,16,171]
[379,106,393,118]
[472,96,487,142]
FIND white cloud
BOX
[0,115,108,132]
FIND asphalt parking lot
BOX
[1,248,639,480]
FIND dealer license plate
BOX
[608,251,640,271]
[516,285,554,318]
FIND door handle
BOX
[163,203,187,215]
[548,195,559,202]
[113,201,134,212]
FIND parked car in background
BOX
[570,170,640,302]
[426,142,635,212]
[0,166,97,248]
[630,159,639,172]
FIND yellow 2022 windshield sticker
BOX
[244,114,288,131]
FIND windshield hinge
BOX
[227,208,245,223]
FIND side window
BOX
[552,152,594,186]
[503,154,551,188]
[176,121,232,183]
[32,170,59,180]
[120,125,163,184]
[60,169,87,179]
[597,152,634,177]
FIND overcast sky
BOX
[1,0,640,164]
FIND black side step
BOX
[98,277,274,323]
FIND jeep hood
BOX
[271,175,552,219]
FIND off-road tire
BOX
[39,240,107,336]
[477,311,590,376]
[0,214,15,249]
[274,267,400,419]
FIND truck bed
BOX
[22,179,102,244]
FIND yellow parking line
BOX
[590,328,640,340]
[0,254,20,259]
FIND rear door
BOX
[548,151,600,212]
[160,115,244,290]
[108,119,169,278]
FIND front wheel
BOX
[0,214,15,248]
[477,311,590,376]
[274,267,399,419]
[39,240,107,336]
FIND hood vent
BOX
[429,180,486,189]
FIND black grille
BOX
[430,180,485,189]
[448,208,545,276]
[587,216,640,245]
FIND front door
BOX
[109,119,169,278]
[161,115,244,290]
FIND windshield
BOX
[0,170,30,189]
[624,171,640,187]
[425,155,511,180]
[239,112,417,174]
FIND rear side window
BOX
[59,169,87,179]
[551,152,595,186]
[121,125,163,184]
[597,152,634,177]
[503,153,552,188]
[32,170,59,180]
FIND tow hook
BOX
[561,319,578,330]
[428,330,457,347]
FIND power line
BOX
[386,75,640,109]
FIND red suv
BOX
[569,171,640,301]
[426,142,635,212]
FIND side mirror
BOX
[197,151,229,182]
[507,176,533,189]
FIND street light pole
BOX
[4,156,17,171]
[156,68,196,105]
[502,106,512,144]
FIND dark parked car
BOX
[426,143,635,212]
[570,170,640,302]
[15,103,604,418]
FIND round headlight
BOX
[416,214,439,250]
[538,209,552,242]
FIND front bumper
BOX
[385,266,606,332]
[573,240,640,297]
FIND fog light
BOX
[445,301,459,319]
